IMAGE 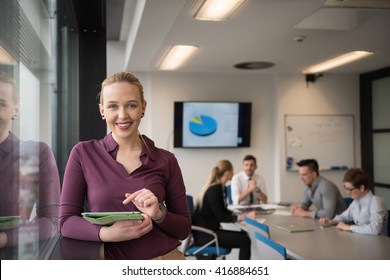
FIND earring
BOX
[141,112,145,118]
[12,114,17,120]
[101,115,105,120]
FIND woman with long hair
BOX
[192,159,255,259]
[60,72,191,259]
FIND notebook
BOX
[273,223,315,233]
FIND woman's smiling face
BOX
[0,80,19,143]
[99,81,146,140]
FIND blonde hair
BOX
[98,71,149,151]
[196,160,233,209]
[98,72,144,104]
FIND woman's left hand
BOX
[123,188,163,220]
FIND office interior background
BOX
[1,0,389,259]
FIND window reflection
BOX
[0,70,60,259]
[0,0,60,259]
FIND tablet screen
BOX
[82,212,144,225]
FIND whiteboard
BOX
[285,115,355,171]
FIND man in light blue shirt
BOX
[319,168,388,235]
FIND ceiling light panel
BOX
[194,0,245,21]
[159,45,199,70]
[302,51,374,74]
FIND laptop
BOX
[273,223,315,233]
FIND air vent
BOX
[234,61,275,70]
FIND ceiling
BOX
[106,0,390,74]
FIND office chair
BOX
[187,195,195,215]
[343,197,353,208]
[181,195,232,259]
[244,216,270,259]
[254,231,287,260]
[225,185,233,205]
[244,216,270,237]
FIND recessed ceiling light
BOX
[234,61,275,70]
[194,0,246,21]
[159,45,199,70]
[302,51,374,74]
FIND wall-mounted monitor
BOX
[174,101,251,148]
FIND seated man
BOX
[231,155,268,205]
[291,159,346,219]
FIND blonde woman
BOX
[192,160,255,259]
[0,71,60,254]
[60,72,191,259]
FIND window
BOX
[0,0,59,259]
[361,67,390,192]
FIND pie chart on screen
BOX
[189,115,217,136]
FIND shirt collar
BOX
[240,171,251,180]
[102,132,156,162]
[309,175,321,190]
[357,190,373,205]
[103,132,119,153]
[139,134,156,161]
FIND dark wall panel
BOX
[74,0,107,140]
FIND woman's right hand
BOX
[0,232,8,248]
[98,214,153,242]
[318,218,334,225]
[239,210,256,221]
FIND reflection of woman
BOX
[0,72,60,253]
[60,72,191,260]
[192,160,254,260]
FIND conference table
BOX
[228,204,390,260]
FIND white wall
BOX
[277,73,361,203]
[128,72,361,203]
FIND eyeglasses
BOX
[344,187,356,192]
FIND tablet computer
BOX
[0,216,20,230]
[82,211,144,226]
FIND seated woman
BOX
[319,168,388,235]
[192,160,255,260]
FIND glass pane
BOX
[373,133,390,184]
[0,0,59,260]
[372,76,390,129]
